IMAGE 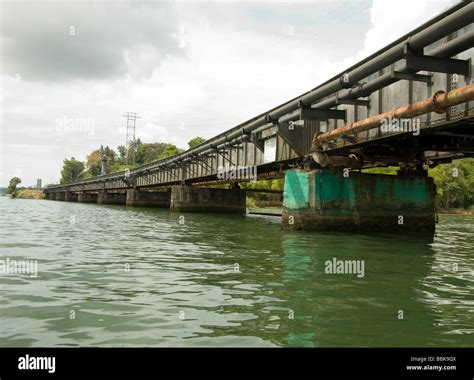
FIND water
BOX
[0,197,473,347]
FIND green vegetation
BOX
[6,177,44,199]
[362,166,399,175]
[7,177,21,197]
[15,189,45,199]
[57,138,199,184]
[187,137,206,149]
[60,158,85,184]
[159,144,182,159]
[429,158,474,209]
[130,139,184,164]
[241,178,284,209]
[207,178,284,209]
[241,178,284,191]
[82,146,116,177]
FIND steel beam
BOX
[277,121,305,156]
[390,70,433,84]
[335,96,370,107]
[404,53,470,76]
[299,107,347,121]
[250,132,264,152]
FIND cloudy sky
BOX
[0,0,458,187]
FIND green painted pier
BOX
[282,169,436,233]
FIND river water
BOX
[0,197,473,347]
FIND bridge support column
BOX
[282,169,436,233]
[97,191,126,205]
[170,185,246,213]
[65,192,78,202]
[78,192,98,203]
[126,189,170,207]
[56,192,66,201]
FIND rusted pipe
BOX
[313,83,474,145]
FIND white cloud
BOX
[363,0,457,57]
[311,0,458,79]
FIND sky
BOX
[0,0,458,187]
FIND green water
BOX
[0,197,473,347]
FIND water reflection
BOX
[279,232,441,346]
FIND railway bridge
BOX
[44,2,474,233]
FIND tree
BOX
[135,142,184,163]
[117,145,127,161]
[84,145,117,176]
[188,137,206,149]
[85,149,102,176]
[60,158,85,184]
[126,138,141,165]
[429,158,474,209]
[7,177,21,197]
[135,142,170,165]
[160,144,182,159]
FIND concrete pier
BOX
[78,192,98,203]
[65,192,78,202]
[45,192,55,200]
[170,185,246,213]
[97,191,126,205]
[56,192,66,201]
[126,189,170,207]
[282,169,436,233]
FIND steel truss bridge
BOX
[45,2,474,194]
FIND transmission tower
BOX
[123,112,140,165]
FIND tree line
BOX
[59,137,206,184]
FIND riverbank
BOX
[438,208,474,216]
[247,207,282,216]
[14,189,45,200]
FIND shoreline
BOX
[3,196,474,217]
[438,209,474,216]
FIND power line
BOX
[123,112,140,165]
